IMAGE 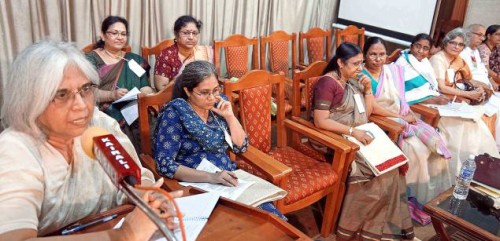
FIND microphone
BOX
[81,127,178,241]
[81,127,141,187]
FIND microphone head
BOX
[81,127,110,160]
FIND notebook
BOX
[180,159,287,207]
[344,122,408,176]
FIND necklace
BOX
[103,48,124,60]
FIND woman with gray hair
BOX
[429,29,499,176]
[153,60,286,220]
[0,40,181,241]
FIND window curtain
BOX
[0,0,337,116]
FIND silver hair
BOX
[465,24,485,37]
[172,60,219,100]
[442,27,469,47]
[1,40,99,139]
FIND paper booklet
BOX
[344,122,408,176]
[179,159,287,207]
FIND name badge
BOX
[446,69,456,83]
[353,93,366,113]
[128,59,146,77]
[223,129,234,149]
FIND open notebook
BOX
[180,159,287,207]
[344,122,408,176]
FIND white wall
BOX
[464,0,500,28]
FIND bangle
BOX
[348,127,353,135]
[364,91,373,95]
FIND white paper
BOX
[128,59,146,77]
[112,87,141,104]
[179,159,254,200]
[120,100,139,125]
[432,102,485,122]
[353,93,366,113]
[446,68,456,83]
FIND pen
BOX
[61,214,118,235]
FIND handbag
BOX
[473,153,500,190]
[450,60,491,105]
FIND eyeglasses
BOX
[471,32,486,39]
[192,86,221,98]
[447,40,466,48]
[106,31,128,38]
[52,83,97,106]
[412,43,430,52]
[367,53,387,61]
[347,61,363,68]
[179,31,199,37]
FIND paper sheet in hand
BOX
[344,122,408,176]
[120,100,138,125]
[112,87,141,104]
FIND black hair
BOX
[94,16,128,49]
[172,60,219,100]
[322,42,362,75]
[484,24,500,43]
[174,15,202,36]
[411,33,433,47]
[363,37,387,56]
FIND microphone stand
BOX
[121,181,178,241]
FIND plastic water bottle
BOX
[452,154,477,200]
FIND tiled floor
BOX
[285,203,438,241]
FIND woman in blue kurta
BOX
[153,60,286,219]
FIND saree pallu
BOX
[312,76,414,240]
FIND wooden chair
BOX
[137,83,175,156]
[298,27,333,68]
[334,25,365,49]
[224,70,356,237]
[141,39,175,67]
[214,34,259,79]
[260,30,297,78]
[81,43,131,53]
[385,49,441,128]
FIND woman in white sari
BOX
[397,33,499,177]
[362,37,452,210]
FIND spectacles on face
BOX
[471,32,486,40]
[192,86,221,98]
[52,82,97,107]
[447,40,465,48]
[346,60,363,69]
[367,53,387,61]
[179,31,199,37]
[412,43,430,52]
[106,31,128,38]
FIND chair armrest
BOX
[285,118,357,179]
[410,104,440,128]
[139,154,187,192]
[233,145,293,184]
[369,115,404,142]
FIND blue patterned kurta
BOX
[153,97,286,220]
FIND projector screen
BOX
[337,0,438,42]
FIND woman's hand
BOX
[357,74,372,91]
[401,113,417,124]
[113,88,128,100]
[209,170,239,187]
[352,129,374,145]
[121,189,183,241]
[465,89,483,101]
[211,96,235,119]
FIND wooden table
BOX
[423,188,500,241]
[51,186,311,241]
